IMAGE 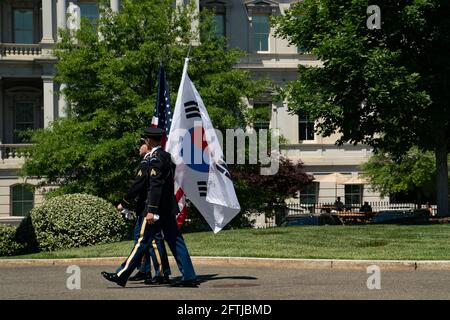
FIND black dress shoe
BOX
[144,275,171,285]
[170,279,198,288]
[129,271,152,282]
[101,271,127,287]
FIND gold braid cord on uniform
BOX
[152,239,164,276]
[117,221,147,277]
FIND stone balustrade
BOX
[0,43,42,58]
[0,144,32,160]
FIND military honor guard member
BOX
[108,133,171,284]
[102,127,197,287]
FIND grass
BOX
[3,224,450,260]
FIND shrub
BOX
[30,193,127,251]
[15,215,39,254]
[0,224,24,256]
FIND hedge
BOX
[0,224,24,256]
[30,193,127,251]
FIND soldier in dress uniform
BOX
[104,131,171,285]
[102,127,197,288]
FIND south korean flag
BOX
[166,58,241,233]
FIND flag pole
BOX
[186,42,192,60]
[182,42,191,76]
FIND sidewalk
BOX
[1,256,450,270]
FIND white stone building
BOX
[0,0,385,224]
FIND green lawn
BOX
[3,224,450,260]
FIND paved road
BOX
[0,263,450,300]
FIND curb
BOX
[1,256,450,271]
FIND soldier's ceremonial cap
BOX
[142,127,164,138]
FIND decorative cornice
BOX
[201,0,227,13]
[244,0,280,15]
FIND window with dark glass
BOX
[300,183,318,205]
[11,184,34,217]
[345,184,363,206]
[252,102,271,130]
[298,115,314,141]
[297,46,307,54]
[13,9,34,44]
[14,102,34,143]
[79,2,99,27]
[213,13,226,38]
[253,15,269,52]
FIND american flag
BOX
[151,65,186,228]
[151,65,172,149]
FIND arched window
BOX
[11,184,34,216]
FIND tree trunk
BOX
[435,142,449,217]
[416,188,422,209]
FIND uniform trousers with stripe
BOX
[117,215,171,277]
[117,216,196,282]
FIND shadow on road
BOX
[106,274,259,289]
[195,274,258,284]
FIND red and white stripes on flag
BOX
[174,182,187,229]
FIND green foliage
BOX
[0,225,24,256]
[247,103,271,124]
[181,158,313,232]
[361,147,436,199]
[30,193,127,251]
[273,0,437,150]
[22,0,268,203]
[8,225,450,261]
[273,0,450,214]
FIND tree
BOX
[22,0,268,203]
[183,157,314,230]
[233,157,314,225]
[273,0,450,216]
[361,147,436,206]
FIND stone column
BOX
[0,4,3,43]
[176,1,199,44]
[42,76,55,128]
[0,77,3,144]
[41,0,55,44]
[110,0,120,12]
[192,0,200,44]
[57,0,67,40]
[58,83,68,118]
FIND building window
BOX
[345,184,363,206]
[297,46,307,54]
[213,13,226,38]
[14,102,35,143]
[200,1,226,40]
[298,115,314,141]
[13,9,34,44]
[11,184,34,217]
[253,15,269,52]
[300,183,318,205]
[252,102,271,130]
[79,2,99,27]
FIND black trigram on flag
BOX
[216,160,231,180]
[197,181,207,197]
[184,100,201,119]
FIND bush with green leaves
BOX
[0,224,24,256]
[30,193,127,251]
